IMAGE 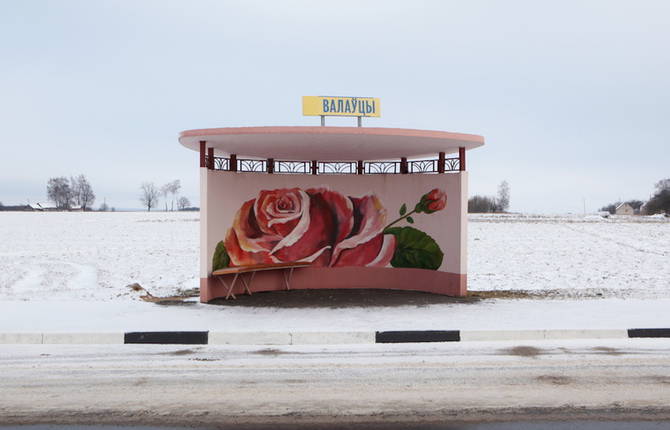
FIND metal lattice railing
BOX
[213,157,229,170]
[209,157,460,174]
[318,161,357,174]
[238,158,266,172]
[409,159,436,173]
[445,157,460,171]
[275,160,309,174]
[365,161,400,174]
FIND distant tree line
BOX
[468,180,510,213]
[4,176,195,212]
[643,178,670,215]
[46,175,96,210]
[600,178,670,216]
[139,180,191,212]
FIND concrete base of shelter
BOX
[200,267,466,302]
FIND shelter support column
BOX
[459,147,466,171]
[199,147,210,301]
[230,154,238,172]
[400,157,408,174]
[207,148,214,170]
[199,141,206,168]
[438,152,445,173]
[267,158,274,174]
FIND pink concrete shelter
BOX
[179,126,485,303]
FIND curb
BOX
[1,328,669,345]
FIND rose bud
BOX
[416,188,447,214]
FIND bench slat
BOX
[212,261,311,277]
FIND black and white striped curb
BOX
[1,328,670,345]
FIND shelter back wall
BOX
[200,170,468,298]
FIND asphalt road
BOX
[1,339,670,427]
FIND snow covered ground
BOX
[0,211,668,332]
[0,211,199,300]
[469,213,670,298]
[2,297,670,332]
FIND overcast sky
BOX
[1,0,668,213]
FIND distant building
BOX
[29,203,58,211]
[615,202,634,216]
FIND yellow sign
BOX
[302,96,381,117]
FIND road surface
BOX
[1,339,670,427]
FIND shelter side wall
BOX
[457,172,468,274]
[199,167,209,278]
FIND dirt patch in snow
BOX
[592,346,625,356]
[536,375,573,385]
[165,348,200,356]
[129,283,199,306]
[210,289,480,308]
[502,346,544,357]
[252,348,291,356]
[467,289,631,300]
[468,290,548,299]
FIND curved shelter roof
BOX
[179,126,484,161]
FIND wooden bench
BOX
[211,261,312,299]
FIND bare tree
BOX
[468,195,498,213]
[160,183,170,211]
[645,178,670,215]
[656,178,670,191]
[497,180,510,212]
[169,180,181,211]
[71,174,96,210]
[47,177,73,209]
[177,196,191,210]
[139,182,159,212]
[160,180,182,211]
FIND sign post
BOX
[303,96,381,127]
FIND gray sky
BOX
[1,0,668,213]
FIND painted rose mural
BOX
[212,187,447,271]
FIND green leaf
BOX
[212,240,230,271]
[399,203,407,216]
[384,226,443,270]
[406,216,414,224]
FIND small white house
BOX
[615,202,634,216]
[29,202,57,211]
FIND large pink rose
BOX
[224,188,396,268]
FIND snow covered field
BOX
[469,213,669,298]
[0,211,199,301]
[0,211,668,332]
[1,211,667,301]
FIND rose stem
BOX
[384,209,418,231]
